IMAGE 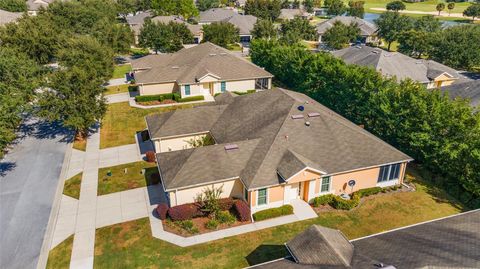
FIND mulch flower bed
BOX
[163,217,251,237]
[137,99,177,106]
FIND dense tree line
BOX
[0,0,132,154]
[245,0,282,20]
[0,0,27,12]
[250,40,480,207]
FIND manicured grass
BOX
[100,102,193,149]
[112,64,132,79]
[91,167,464,268]
[104,84,133,96]
[46,235,73,269]
[97,161,158,195]
[361,0,471,13]
[227,43,243,51]
[63,173,82,200]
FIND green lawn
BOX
[97,161,158,196]
[104,84,137,96]
[112,64,132,79]
[63,173,82,200]
[227,43,242,51]
[100,102,193,149]
[361,0,471,13]
[90,167,463,268]
[46,235,73,269]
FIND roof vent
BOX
[297,105,305,111]
[209,53,217,56]
[291,114,304,119]
[224,144,238,151]
[220,52,227,55]
[171,66,179,69]
[308,112,320,117]
[305,121,311,126]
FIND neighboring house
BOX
[332,45,460,89]
[441,80,480,107]
[279,9,311,20]
[126,12,203,44]
[235,0,247,7]
[198,8,257,43]
[313,7,328,17]
[130,42,273,98]
[0,9,22,26]
[317,16,378,44]
[27,0,55,15]
[251,209,480,268]
[145,88,412,212]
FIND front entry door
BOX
[289,183,301,200]
[209,82,214,96]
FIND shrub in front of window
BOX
[311,194,334,207]
[145,151,156,162]
[252,204,294,221]
[168,203,202,221]
[233,200,251,221]
[156,203,169,220]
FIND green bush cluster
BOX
[252,204,294,221]
[135,93,177,102]
[329,193,360,210]
[217,210,236,225]
[356,187,382,197]
[311,194,334,207]
[177,220,199,234]
[205,219,219,230]
[178,95,205,102]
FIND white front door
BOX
[289,183,300,200]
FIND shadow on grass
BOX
[245,244,288,266]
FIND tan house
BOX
[332,45,460,89]
[146,89,412,213]
[198,8,257,43]
[130,42,273,98]
[0,9,22,26]
[317,16,379,45]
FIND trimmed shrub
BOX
[173,93,181,102]
[135,93,177,103]
[356,187,382,198]
[145,151,156,162]
[232,91,247,95]
[219,197,234,211]
[311,194,334,207]
[247,89,256,93]
[205,219,219,230]
[233,200,250,221]
[156,203,169,220]
[252,205,294,221]
[330,193,360,210]
[168,203,201,221]
[217,210,236,225]
[177,220,199,234]
[178,95,205,103]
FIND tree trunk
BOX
[387,41,391,51]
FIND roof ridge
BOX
[316,226,353,266]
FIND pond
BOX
[363,12,466,27]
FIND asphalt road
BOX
[0,118,71,269]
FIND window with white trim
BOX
[257,188,267,205]
[221,81,226,92]
[378,163,401,182]
[321,176,330,192]
[184,85,191,96]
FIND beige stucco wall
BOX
[287,169,322,184]
[225,79,256,93]
[139,82,177,95]
[169,178,244,206]
[268,185,284,202]
[434,73,455,88]
[155,133,209,153]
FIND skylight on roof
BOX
[291,114,304,119]
[224,144,238,151]
[308,112,320,117]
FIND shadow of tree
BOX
[245,244,288,266]
[0,162,16,177]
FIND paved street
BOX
[0,119,71,269]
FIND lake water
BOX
[363,12,465,27]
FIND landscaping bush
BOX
[252,205,294,221]
[156,203,169,220]
[218,197,234,211]
[330,193,360,210]
[217,210,236,225]
[233,200,250,221]
[177,220,199,234]
[247,89,256,93]
[145,151,156,162]
[135,94,161,102]
[232,91,247,95]
[311,194,334,207]
[173,93,181,102]
[205,219,219,230]
[168,203,202,221]
[178,95,205,103]
[356,187,382,198]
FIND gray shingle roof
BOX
[0,9,22,26]
[441,80,480,107]
[198,8,237,23]
[126,11,155,25]
[279,9,305,20]
[130,42,272,85]
[224,14,257,35]
[150,88,411,190]
[317,16,377,36]
[27,0,55,11]
[332,45,459,84]
[287,225,354,266]
[252,210,480,269]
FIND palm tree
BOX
[436,3,445,16]
[447,2,455,16]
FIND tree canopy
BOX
[280,17,318,42]
[202,22,239,48]
[326,0,346,16]
[463,3,480,21]
[0,0,27,12]
[244,0,282,20]
[386,1,406,11]
[196,0,221,11]
[139,20,192,53]
[347,0,365,18]
[375,11,413,51]
[151,0,199,19]
[252,19,278,39]
[322,21,360,49]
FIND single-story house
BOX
[317,16,378,44]
[332,45,460,89]
[441,80,480,107]
[126,12,203,44]
[146,88,412,213]
[251,209,480,268]
[130,42,273,98]
[279,8,312,20]
[0,9,23,26]
[198,8,257,43]
[27,0,54,15]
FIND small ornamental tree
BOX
[436,3,445,16]
[323,21,360,49]
[386,1,405,12]
[463,4,480,22]
[146,151,156,162]
[156,203,169,220]
[347,0,365,18]
[195,185,223,218]
[447,2,455,15]
[202,22,239,48]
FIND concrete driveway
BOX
[0,118,71,269]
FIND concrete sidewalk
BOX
[106,93,130,104]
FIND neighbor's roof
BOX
[224,14,257,35]
[286,225,354,266]
[279,9,305,20]
[0,9,22,25]
[441,80,480,107]
[26,0,54,11]
[151,88,412,190]
[126,11,155,25]
[130,42,272,85]
[251,209,480,268]
[317,16,377,36]
[198,8,237,23]
[152,15,184,24]
[332,45,459,83]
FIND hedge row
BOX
[329,193,360,210]
[135,93,205,103]
[252,204,293,221]
[178,95,204,102]
[311,194,334,207]
[356,187,382,197]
